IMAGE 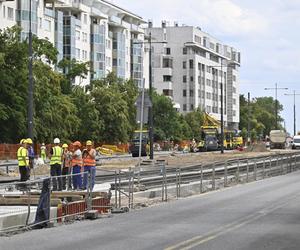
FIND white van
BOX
[292,135,300,149]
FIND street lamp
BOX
[208,61,235,154]
[284,91,300,136]
[28,0,34,139]
[133,33,167,160]
[264,83,288,130]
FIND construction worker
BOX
[27,138,35,171]
[40,143,46,162]
[62,143,72,190]
[50,138,63,191]
[17,139,30,182]
[71,141,82,190]
[82,140,96,190]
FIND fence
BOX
[1,152,300,235]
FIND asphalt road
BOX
[2,170,300,250]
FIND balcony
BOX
[90,7,107,19]
[131,23,144,34]
[109,16,123,27]
[44,8,54,18]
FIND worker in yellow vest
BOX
[82,140,96,190]
[17,139,30,182]
[50,138,63,191]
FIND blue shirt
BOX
[28,146,35,158]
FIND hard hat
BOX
[27,138,33,144]
[73,141,81,147]
[54,138,60,144]
[86,140,92,146]
[62,143,68,148]
[42,143,45,146]
[20,139,25,144]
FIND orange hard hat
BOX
[73,141,81,147]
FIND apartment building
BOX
[146,22,241,129]
[0,0,146,88]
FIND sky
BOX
[112,0,300,135]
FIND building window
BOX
[206,66,211,73]
[183,104,187,111]
[183,89,187,97]
[233,75,236,81]
[113,59,117,66]
[183,61,186,69]
[163,89,173,96]
[7,7,14,20]
[43,19,51,32]
[162,58,173,68]
[190,104,194,110]
[3,6,6,18]
[82,32,87,42]
[206,79,211,86]
[39,18,42,28]
[194,35,201,44]
[76,48,80,60]
[189,59,194,69]
[183,47,187,55]
[190,76,194,82]
[183,75,187,83]
[83,14,87,24]
[190,90,194,97]
[165,47,171,55]
[233,87,236,93]
[163,32,167,41]
[163,75,172,82]
[76,31,80,40]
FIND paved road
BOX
[2,170,300,250]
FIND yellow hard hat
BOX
[26,138,33,144]
[62,143,68,148]
[20,139,25,144]
[86,140,92,146]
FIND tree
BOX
[184,108,204,140]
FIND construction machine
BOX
[197,113,220,151]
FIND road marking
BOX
[165,193,300,250]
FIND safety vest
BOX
[17,146,29,167]
[50,146,62,165]
[72,150,82,167]
[82,149,96,167]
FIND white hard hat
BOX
[54,138,60,144]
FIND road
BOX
[2,170,300,250]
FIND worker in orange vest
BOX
[71,141,82,190]
[82,140,96,190]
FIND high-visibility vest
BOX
[17,146,29,167]
[72,150,82,167]
[50,146,62,165]
[83,149,96,167]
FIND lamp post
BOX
[284,91,300,136]
[264,83,288,130]
[28,0,34,139]
[208,61,235,154]
[133,33,166,160]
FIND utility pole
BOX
[284,90,300,136]
[148,32,154,160]
[28,0,34,139]
[247,92,251,145]
[264,83,288,130]
[220,60,224,154]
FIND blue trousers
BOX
[83,166,96,190]
[72,165,82,189]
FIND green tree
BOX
[184,108,204,140]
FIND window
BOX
[162,58,173,68]
[206,66,211,73]
[163,89,173,96]
[190,76,194,82]
[7,7,13,20]
[233,75,237,81]
[183,61,186,69]
[206,92,211,99]
[76,31,80,40]
[233,98,236,105]
[183,75,187,83]
[163,33,167,41]
[183,104,187,111]
[83,14,87,24]
[190,104,194,110]
[76,48,80,60]
[3,6,5,18]
[113,59,117,66]
[183,47,187,55]
[165,47,171,55]
[190,90,194,97]
[96,53,104,61]
[183,89,187,97]
[189,59,194,69]
[39,18,42,28]
[106,56,111,67]
[163,75,172,82]
[233,87,236,93]
[82,32,87,42]
[194,35,201,44]
[43,19,51,32]
[233,110,236,116]
[206,79,211,86]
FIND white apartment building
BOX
[0,0,146,88]
[146,22,241,129]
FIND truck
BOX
[269,130,286,149]
[129,130,149,157]
[292,135,300,149]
